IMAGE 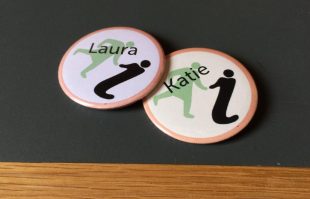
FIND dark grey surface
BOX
[0,0,309,166]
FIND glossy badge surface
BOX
[58,27,165,109]
[143,48,258,144]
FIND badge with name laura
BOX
[143,48,258,144]
[58,27,165,109]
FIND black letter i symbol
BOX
[209,69,239,124]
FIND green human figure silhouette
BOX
[74,39,135,78]
[153,62,208,118]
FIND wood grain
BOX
[0,163,309,199]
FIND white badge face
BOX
[58,27,165,109]
[143,48,258,144]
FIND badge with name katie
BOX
[58,27,165,109]
[143,48,258,144]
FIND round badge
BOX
[143,48,258,144]
[58,27,165,109]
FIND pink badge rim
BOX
[58,26,165,109]
[143,48,258,144]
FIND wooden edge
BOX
[0,163,309,198]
